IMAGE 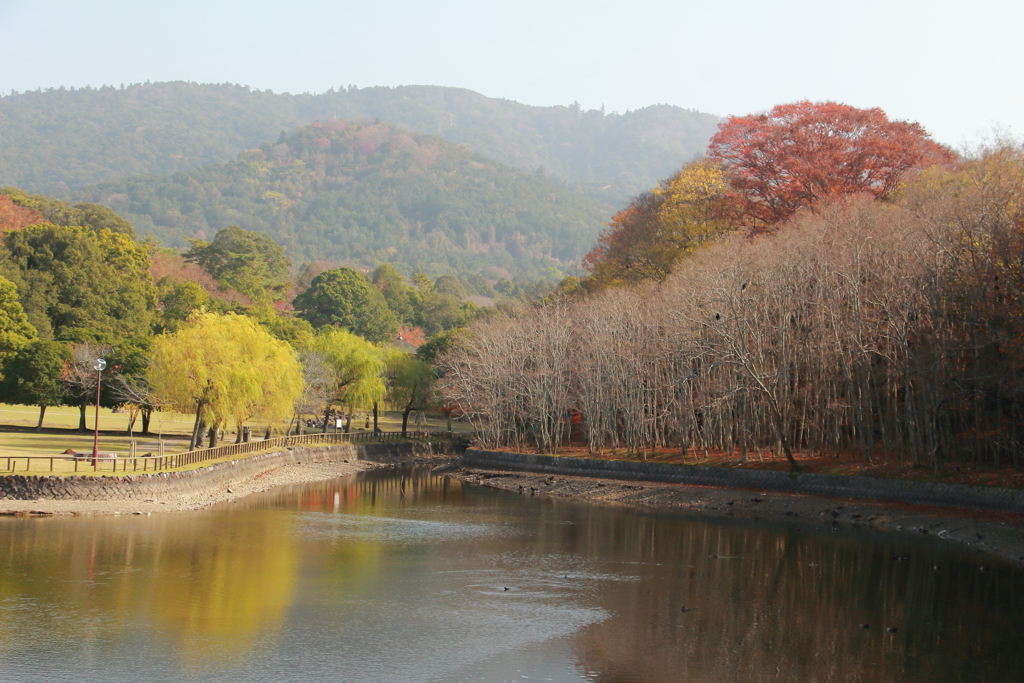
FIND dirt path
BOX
[445,465,1024,565]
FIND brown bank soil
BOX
[512,444,1024,489]
[442,464,1024,567]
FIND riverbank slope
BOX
[444,464,1024,566]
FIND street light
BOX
[91,358,106,466]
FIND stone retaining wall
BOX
[0,442,456,501]
[463,449,1024,514]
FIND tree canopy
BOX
[708,101,957,227]
[305,327,385,424]
[0,339,71,430]
[294,267,398,343]
[0,275,36,366]
[1,223,156,340]
[184,225,291,303]
[147,312,303,448]
[583,159,731,286]
[372,263,419,325]
[384,349,439,435]
[0,188,135,238]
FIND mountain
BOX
[79,120,611,279]
[0,82,720,201]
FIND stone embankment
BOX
[0,441,459,515]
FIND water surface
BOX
[0,467,1022,682]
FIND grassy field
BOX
[0,403,465,477]
[0,403,195,436]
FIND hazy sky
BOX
[1,0,1020,148]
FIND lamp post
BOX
[91,358,106,466]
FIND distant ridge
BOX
[79,120,612,279]
[0,82,721,201]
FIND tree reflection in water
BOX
[0,468,1021,683]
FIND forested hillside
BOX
[0,82,720,201]
[80,120,610,277]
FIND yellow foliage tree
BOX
[148,312,303,448]
[654,157,731,242]
[584,158,732,287]
[305,327,385,432]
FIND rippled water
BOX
[1,467,1022,682]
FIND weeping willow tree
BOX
[148,312,303,448]
[304,327,385,433]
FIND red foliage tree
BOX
[0,195,42,237]
[708,101,957,227]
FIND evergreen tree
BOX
[0,339,71,430]
[294,267,398,343]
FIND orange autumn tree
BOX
[708,100,957,228]
[583,159,732,286]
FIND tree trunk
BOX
[36,405,46,432]
[402,405,412,436]
[768,404,800,471]
[141,408,152,435]
[344,413,351,433]
[373,403,380,432]
[207,424,218,448]
[322,406,332,434]
[78,402,88,432]
[189,402,205,450]
[235,422,244,444]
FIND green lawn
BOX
[0,403,195,436]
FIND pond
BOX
[0,467,1022,682]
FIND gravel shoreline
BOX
[444,465,1024,565]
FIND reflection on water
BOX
[0,507,299,673]
[0,467,1022,683]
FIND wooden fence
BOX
[3,430,454,476]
